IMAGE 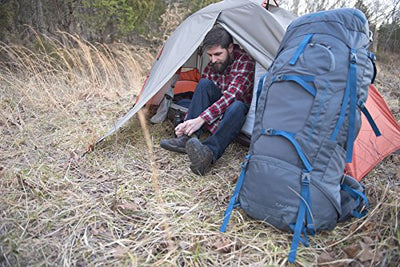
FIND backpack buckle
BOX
[368,51,376,61]
[357,99,365,108]
[241,154,251,168]
[301,172,311,184]
[350,51,357,63]
[261,128,274,135]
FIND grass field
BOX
[0,30,399,266]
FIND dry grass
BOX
[0,30,399,266]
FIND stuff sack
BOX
[150,68,200,123]
[220,8,380,263]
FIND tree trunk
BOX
[37,0,44,32]
[292,0,300,15]
[373,27,378,53]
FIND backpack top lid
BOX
[284,8,371,48]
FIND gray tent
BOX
[97,0,295,143]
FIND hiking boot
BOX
[185,137,214,175]
[160,135,190,153]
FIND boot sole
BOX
[160,140,187,154]
[185,138,211,175]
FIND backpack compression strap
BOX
[261,128,315,263]
[290,34,313,65]
[288,172,314,263]
[272,74,316,96]
[341,183,369,218]
[256,73,267,111]
[330,49,358,162]
[358,100,381,136]
[331,49,381,162]
[220,154,251,233]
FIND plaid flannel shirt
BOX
[200,45,255,133]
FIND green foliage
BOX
[2,0,400,54]
[78,0,166,41]
[183,0,220,13]
[136,0,166,36]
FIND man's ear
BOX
[228,43,234,54]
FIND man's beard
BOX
[212,53,232,73]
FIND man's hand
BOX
[175,117,205,137]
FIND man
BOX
[160,25,255,175]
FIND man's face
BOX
[206,44,233,73]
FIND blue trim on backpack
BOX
[261,128,315,263]
[346,49,358,162]
[289,224,310,246]
[367,52,377,84]
[330,77,350,141]
[307,83,329,145]
[261,128,313,172]
[353,9,367,24]
[220,154,251,233]
[290,34,314,65]
[256,73,267,111]
[358,100,381,136]
[272,74,316,96]
[330,49,358,162]
[367,51,376,61]
[341,183,369,218]
[288,172,315,263]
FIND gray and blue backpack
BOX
[220,8,381,263]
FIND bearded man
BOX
[160,25,255,175]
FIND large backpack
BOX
[220,8,381,263]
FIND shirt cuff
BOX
[200,111,214,124]
[201,110,222,124]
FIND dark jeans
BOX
[186,78,249,161]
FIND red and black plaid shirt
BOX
[200,45,255,133]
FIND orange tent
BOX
[345,84,400,181]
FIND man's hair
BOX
[202,25,233,51]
